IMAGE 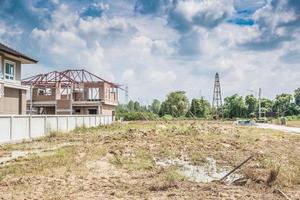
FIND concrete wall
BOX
[0,87,19,114]
[0,114,114,144]
[0,87,26,115]
[102,104,116,115]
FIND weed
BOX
[163,167,186,184]
[110,149,155,171]
[0,146,77,181]
[189,151,206,165]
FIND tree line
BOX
[117,88,300,120]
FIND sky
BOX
[0,0,299,104]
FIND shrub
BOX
[161,114,173,121]
[118,111,159,121]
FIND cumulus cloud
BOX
[80,3,110,18]
[30,4,112,79]
[168,0,235,31]
[1,0,300,103]
[134,0,173,15]
[243,0,300,50]
[0,22,23,40]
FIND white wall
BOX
[0,114,113,144]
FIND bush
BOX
[162,114,173,121]
[286,115,300,121]
[118,111,159,121]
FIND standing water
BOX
[156,157,240,183]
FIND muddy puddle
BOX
[156,157,241,183]
[0,143,73,166]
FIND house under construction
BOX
[22,69,119,115]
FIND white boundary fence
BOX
[0,115,113,144]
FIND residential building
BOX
[0,43,38,114]
[22,69,119,115]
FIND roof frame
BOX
[22,69,119,88]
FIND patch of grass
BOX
[109,149,155,171]
[48,131,58,138]
[88,145,107,159]
[157,147,178,159]
[0,146,77,181]
[73,126,89,134]
[260,154,300,186]
[189,151,206,165]
[126,150,155,171]
[162,167,186,184]
[108,152,123,166]
[1,143,14,151]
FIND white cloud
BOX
[20,0,300,103]
[175,0,235,22]
[0,22,23,40]
[253,0,297,35]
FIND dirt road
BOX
[256,123,300,134]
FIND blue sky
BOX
[0,0,299,104]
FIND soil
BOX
[0,120,299,200]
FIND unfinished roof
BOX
[22,69,119,88]
[0,42,38,64]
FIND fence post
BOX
[75,115,78,128]
[57,115,59,132]
[44,115,47,135]
[66,116,69,132]
[10,116,13,140]
[29,115,31,138]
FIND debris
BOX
[235,120,256,126]
[273,189,291,200]
[232,177,249,186]
[266,168,279,186]
[220,155,253,181]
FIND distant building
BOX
[22,69,118,115]
[0,42,38,114]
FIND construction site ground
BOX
[0,120,299,200]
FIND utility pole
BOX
[212,73,223,119]
[247,88,262,120]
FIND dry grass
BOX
[286,120,300,128]
[0,120,300,199]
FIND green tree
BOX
[116,104,128,113]
[223,94,247,118]
[127,100,134,111]
[134,101,141,111]
[294,88,300,106]
[273,94,293,116]
[188,97,211,118]
[160,91,189,117]
[260,98,274,114]
[245,94,257,117]
[159,101,169,117]
[150,99,161,114]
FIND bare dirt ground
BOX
[287,121,300,128]
[0,120,299,200]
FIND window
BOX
[37,88,52,96]
[4,61,15,80]
[88,88,100,100]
